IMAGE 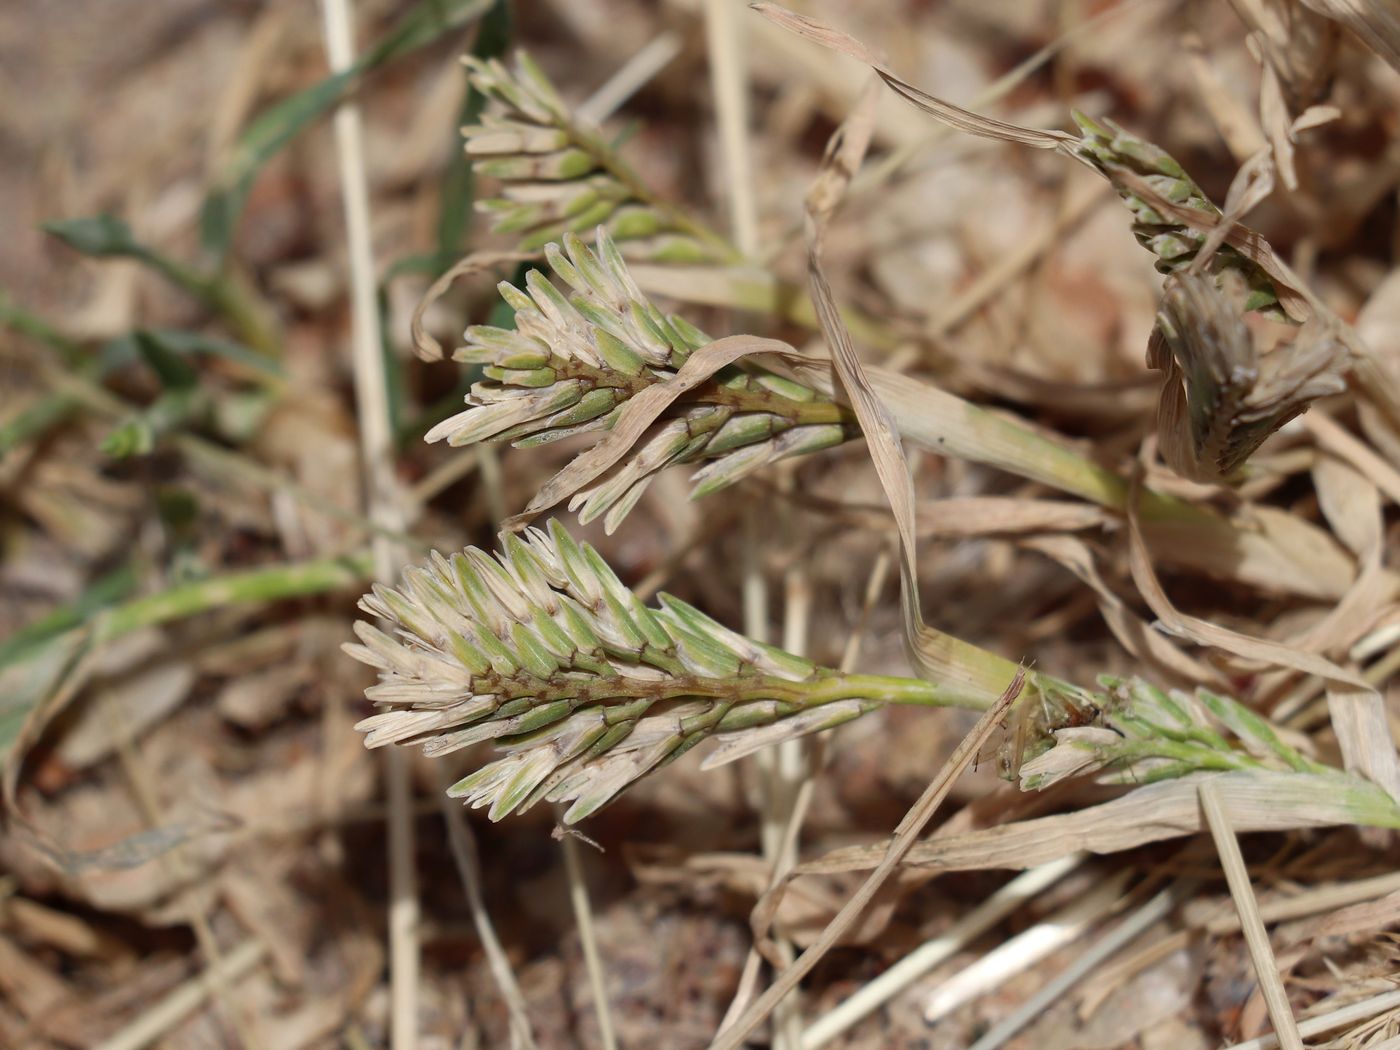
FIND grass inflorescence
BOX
[464,52,735,262]
[425,230,857,530]
[345,521,967,822]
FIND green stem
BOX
[860,367,1356,600]
[803,671,992,710]
[94,552,372,642]
[33,359,419,548]
[205,269,284,359]
[701,384,852,425]
[0,294,84,364]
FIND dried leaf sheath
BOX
[426,231,856,531]
[344,521,971,822]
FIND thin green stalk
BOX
[142,252,282,360]
[0,393,79,455]
[859,367,1358,600]
[0,294,84,364]
[29,358,417,548]
[94,552,372,642]
[800,671,992,710]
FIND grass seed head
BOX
[1149,271,1347,482]
[1017,675,1327,790]
[344,523,894,822]
[1071,111,1288,320]
[463,51,728,262]
[426,231,857,529]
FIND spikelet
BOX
[1071,111,1289,321]
[1018,675,1329,790]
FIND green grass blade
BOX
[201,0,496,259]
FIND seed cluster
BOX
[1072,111,1286,320]
[345,520,873,822]
[425,231,855,531]
[464,52,730,262]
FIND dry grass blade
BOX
[1227,989,1400,1050]
[1199,780,1304,1050]
[752,3,1074,150]
[1189,870,1400,934]
[1124,486,1365,687]
[559,830,617,1050]
[410,249,540,361]
[787,771,1400,877]
[926,870,1131,1027]
[965,880,1189,1050]
[91,940,269,1050]
[1307,410,1400,507]
[799,854,1085,1050]
[707,671,1026,1050]
[1024,535,1225,686]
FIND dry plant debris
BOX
[4,0,1400,1048]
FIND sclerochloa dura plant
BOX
[343,37,1370,827]
[462,53,735,263]
[345,520,961,823]
[344,516,1360,824]
[423,231,856,531]
[345,228,1374,825]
